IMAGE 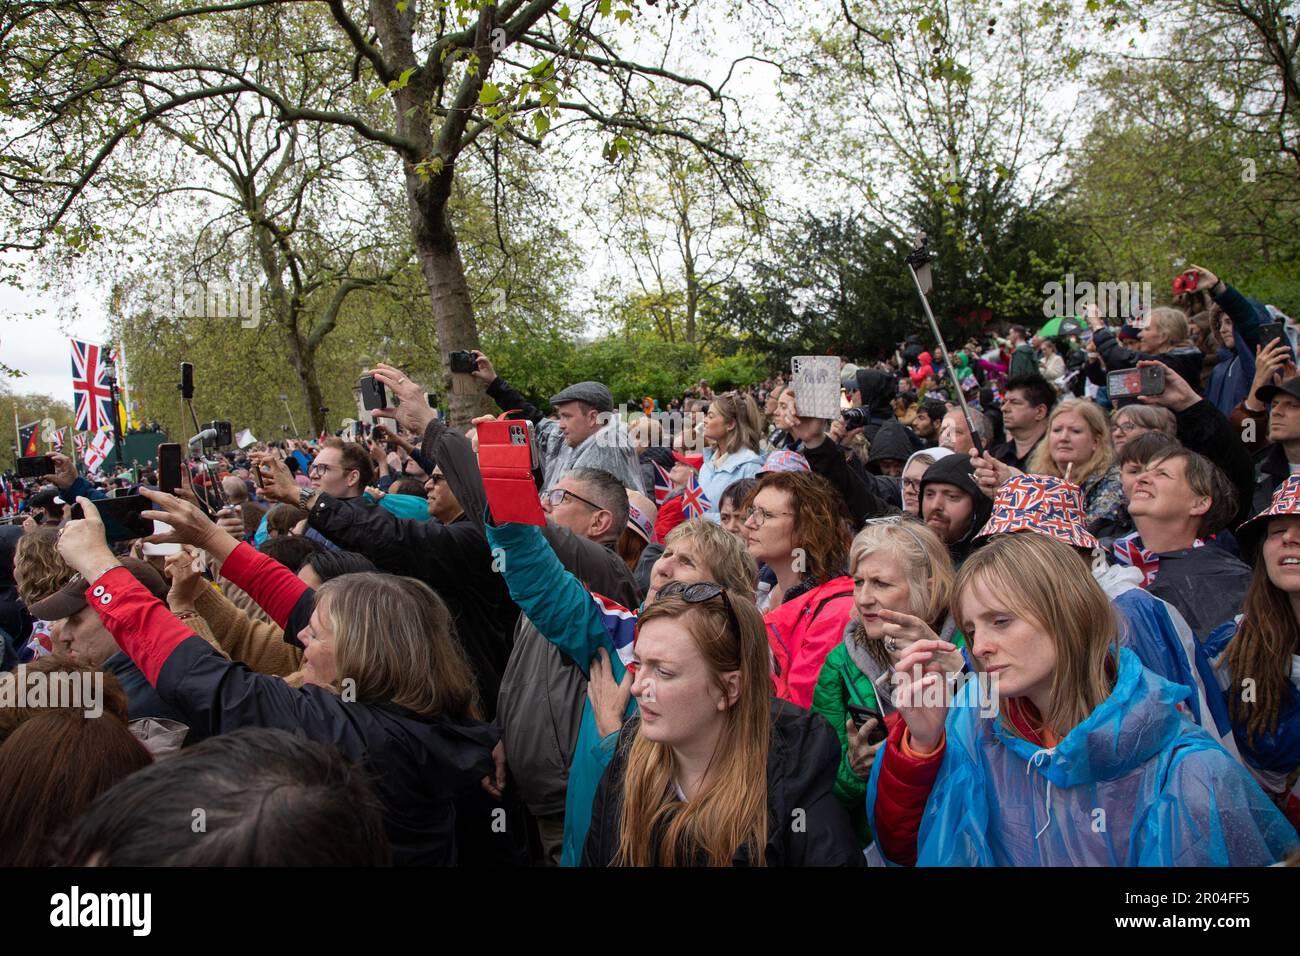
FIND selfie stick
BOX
[176,368,228,513]
[906,233,984,457]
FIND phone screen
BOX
[71,495,153,544]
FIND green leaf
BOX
[614,9,631,22]
[367,86,387,103]
[533,112,550,137]
[597,0,612,15]
[396,67,416,89]
[396,0,408,11]
[479,82,501,105]
[918,15,933,32]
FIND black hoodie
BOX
[918,453,993,566]
[582,700,863,866]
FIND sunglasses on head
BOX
[651,580,743,643]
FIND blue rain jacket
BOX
[866,647,1297,865]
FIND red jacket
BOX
[874,697,1052,864]
[765,576,854,709]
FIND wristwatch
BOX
[298,487,315,509]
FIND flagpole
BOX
[118,340,131,430]
[11,402,20,468]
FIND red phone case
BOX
[477,419,546,526]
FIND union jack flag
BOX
[71,339,115,433]
[652,461,672,505]
[681,473,711,519]
[50,426,65,452]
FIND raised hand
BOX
[889,637,958,753]
[250,452,300,505]
[971,453,1018,497]
[138,487,240,563]
[54,497,119,582]
[469,350,498,387]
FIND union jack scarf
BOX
[1111,531,1206,588]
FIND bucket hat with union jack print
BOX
[974,474,1098,551]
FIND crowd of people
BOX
[1,262,1299,867]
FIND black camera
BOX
[202,421,233,447]
[841,407,870,430]
[448,350,477,374]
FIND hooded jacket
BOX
[867,647,1297,866]
[854,369,899,443]
[582,699,862,866]
[918,453,993,565]
[866,421,914,472]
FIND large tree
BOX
[0,0,759,423]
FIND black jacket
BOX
[1174,399,1256,529]
[1145,546,1252,641]
[159,637,496,865]
[1253,441,1291,517]
[581,699,862,866]
[306,495,517,718]
[1093,327,1206,394]
[803,437,893,527]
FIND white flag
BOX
[235,428,257,449]
[83,428,114,474]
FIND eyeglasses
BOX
[902,477,922,492]
[540,487,604,511]
[744,506,794,526]
[428,474,446,486]
[307,463,339,477]
[1111,421,1142,435]
[653,581,742,643]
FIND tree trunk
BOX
[405,179,496,426]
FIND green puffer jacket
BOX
[812,620,967,847]
[811,641,882,847]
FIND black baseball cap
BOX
[1255,375,1300,405]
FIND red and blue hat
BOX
[760,450,810,473]
[1237,475,1300,559]
[974,474,1098,551]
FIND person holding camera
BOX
[465,350,644,495]
[52,490,500,866]
[1086,299,1205,391]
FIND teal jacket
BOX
[370,492,430,521]
[484,520,638,867]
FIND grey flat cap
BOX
[550,381,614,413]
[840,363,860,391]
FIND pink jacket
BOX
[766,576,856,709]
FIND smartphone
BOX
[1257,322,1295,362]
[847,703,889,745]
[16,455,55,479]
[180,362,194,399]
[426,392,438,408]
[1107,366,1165,398]
[71,494,152,544]
[157,443,182,495]
[477,419,545,526]
[448,350,476,374]
[359,375,387,411]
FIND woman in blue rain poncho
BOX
[866,532,1297,866]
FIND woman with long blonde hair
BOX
[698,391,766,511]
[867,532,1296,866]
[1023,398,1125,536]
[582,583,859,866]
